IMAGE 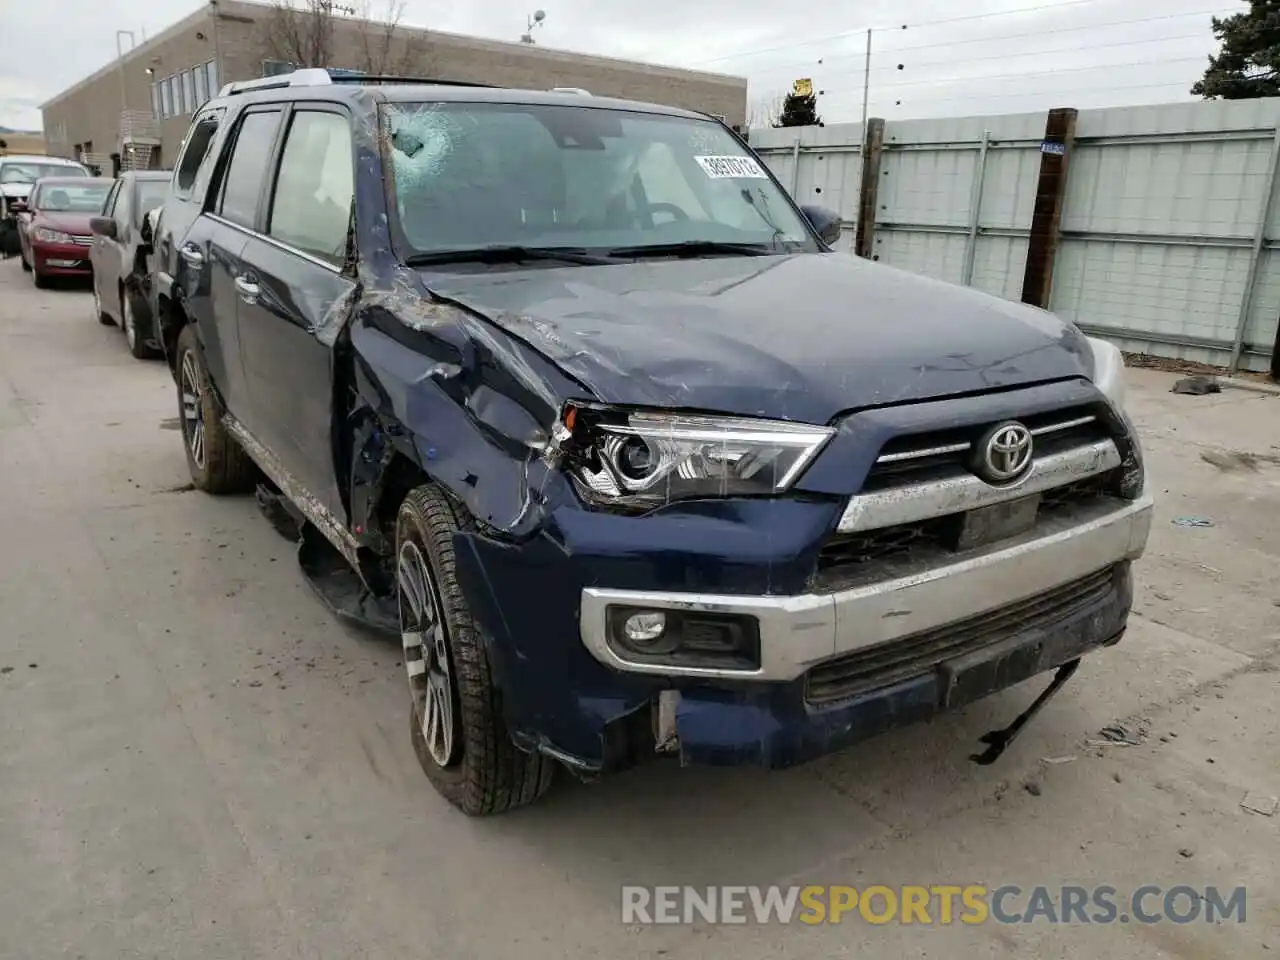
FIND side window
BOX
[175,113,220,197]
[26,185,41,210]
[103,181,122,217]
[218,111,282,230]
[267,111,354,265]
[115,183,132,226]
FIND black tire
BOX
[32,267,49,289]
[174,324,256,494]
[19,254,30,273]
[397,485,554,816]
[93,284,115,326]
[122,288,158,359]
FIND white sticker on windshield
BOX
[694,155,768,179]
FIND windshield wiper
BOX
[604,240,772,260]
[403,245,614,267]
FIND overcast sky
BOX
[0,0,1243,131]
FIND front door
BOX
[234,105,357,522]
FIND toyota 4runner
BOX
[150,68,1152,816]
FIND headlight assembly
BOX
[34,227,73,245]
[558,405,833,508]
[1086,336,1127,411]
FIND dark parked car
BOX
[89,170,172,358]
[152,69,1152,816]
[14,176,114,287]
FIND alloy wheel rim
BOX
[180,351,206,470]
[398,539,459,767]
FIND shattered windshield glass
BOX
[381,101,816,256]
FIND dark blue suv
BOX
[150,68,1152,815]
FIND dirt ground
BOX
[0,257,1276,959]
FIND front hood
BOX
[32,212,94,235]
[425,253,1093,424]
[1,183,32,200]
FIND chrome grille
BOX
[72,236,93,246]
[865,406,1108,490]
[804,566,1118,705]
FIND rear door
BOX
[91,179,126,318]
[236,104,356,521]
[183,106,285,425]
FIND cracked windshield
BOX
[383,102,814,255]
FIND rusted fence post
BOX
[1020,107,1077,308]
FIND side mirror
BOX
[90,216,118,239]
[8,199,27,215]
[799,204,842,246]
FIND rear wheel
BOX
[398,485,555,816]
[19,252,30,272]
[93,284,114,326]
[174,324,256,494]
[122,288,157,358]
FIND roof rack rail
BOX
[216,67,333,98]
[327,74,496,88]
[549,87,592,96]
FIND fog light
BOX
[623,611,666,643]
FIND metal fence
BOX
[750,98,1280,373]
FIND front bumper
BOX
[580,494,1152,682]
[32,242,92,275]
[453,491,1152,773]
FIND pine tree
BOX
[774,90,822,128]
[1193,0,1280,99]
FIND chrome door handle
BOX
[179,244,204,265]
[234,276,260,301]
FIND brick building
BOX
[39,0,747,173]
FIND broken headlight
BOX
[560,405,834,507]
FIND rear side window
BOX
[175,113,220,195]
[103,181,122,217]
[218,110,281,230]
[268,111,354,265]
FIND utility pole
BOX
[861,28,872,134]
[521,9,546,43]
[209,1,224,90]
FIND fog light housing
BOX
[623,611,666,643]
[606,605,761,671]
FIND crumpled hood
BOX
[425,253,1093,424]
[31,211,95,236]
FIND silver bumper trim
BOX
[838,438,1121,533]
[579,494,1153,681]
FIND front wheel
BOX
[397,485,554,816]
[174,324,256,494]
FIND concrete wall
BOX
[40,0,746,169]
[751,100,1280,373]
[0,133,47,156]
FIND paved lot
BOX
[1,256,1278,959]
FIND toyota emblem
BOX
[971,421,1034,484]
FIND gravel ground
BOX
[1,257,1277,958]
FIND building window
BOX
[182,70,195,115]
[194,65,209,106]
[206,60,219,99]
[152,82,162,119]
[161,77,174,118]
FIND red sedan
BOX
[15,177,114,288]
